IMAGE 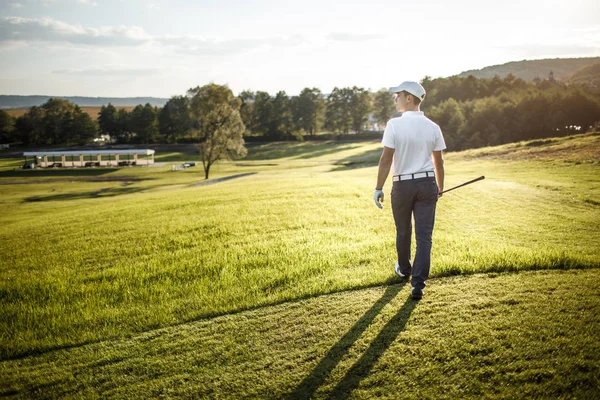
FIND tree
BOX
[372,88,396,128]
[129,103,159,143]
[158,96,191,143]
[293,88,325,135]
[253,91,274,137]
[428,98,466,150]
[238,90,256,135]
[98,104,119,139]
[272,91,293,140]
[349,86,371,133]
[14,106,45,145]
[549,90,600,135]
[67,112,98,145]
[42,98,79,145]
[117,109,131,143]
[188,83,247,179]
[0,110,15,143]
[12,99,97,145]
[325,87,353,134]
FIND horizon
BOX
[0,55,598,100]
[1,0,598,98]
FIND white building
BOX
[23,149,155,168]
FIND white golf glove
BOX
[374,189,384,209]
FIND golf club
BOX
[441,176,485,194]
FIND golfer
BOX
[374,81,446,300]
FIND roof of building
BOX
[23,149,155,156]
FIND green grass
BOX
[0,132,599,398]
[2,269,598,399]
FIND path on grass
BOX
[189,172,258,187]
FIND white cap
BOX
[389,81,426,101]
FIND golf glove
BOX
[374,189,384,209]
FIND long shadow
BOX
[245,143,359,161]
[288,282,407,400]
[327,296,418,399]
[23,186,148,202]
[329,148,382,172]
[295,144,359,160]
[189,172,258,187]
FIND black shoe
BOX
[411,287,424,300]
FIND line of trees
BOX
[421,74,600,150]
[0,99,97,146]
[1,73,599,152]
[161,86,388,142]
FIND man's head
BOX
[389,81,426,112]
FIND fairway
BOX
[1,133,599,398]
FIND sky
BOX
[0,0,598,98]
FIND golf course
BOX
[1,133,599,399]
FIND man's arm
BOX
[376,146,395,190]
[432,150,445,197]
[373,146,394,209]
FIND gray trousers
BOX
[391,177,438,290]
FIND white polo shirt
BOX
[381,111,446,177]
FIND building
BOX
[23,149,155,168]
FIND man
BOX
[374,81,446,300]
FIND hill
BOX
[4,106,136,121]
[567,62,600,86]
[0,95,168,110]
[456,57,600,81]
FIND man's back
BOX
[382,111,445,176]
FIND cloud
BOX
[8,2,23,7]
[0,16,307,55]
[52,66,164,77]
[327,33,385,42]
[157,34,306,56]
[74,0,98,6]
[147,3,159,9]
[0,17,150,46]
[0,16,386,59]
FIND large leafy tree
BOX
[188,83,247,179]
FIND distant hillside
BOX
[0,95,168,110]
[457,57,600,81]
[567,62,600,86]
[4,106,136,121]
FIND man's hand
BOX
[374,189,384,209]
[438,186,443,198]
